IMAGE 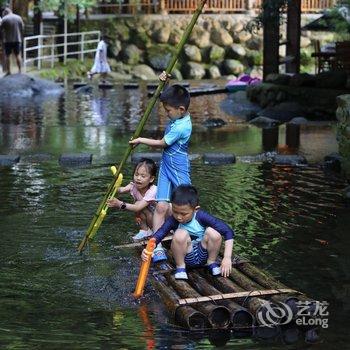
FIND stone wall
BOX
[336,95,350,179]
[81,14,336,80]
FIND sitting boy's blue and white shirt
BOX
[156,113,192,202]
[153,209,234,245]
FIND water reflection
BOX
[0,83,338,163]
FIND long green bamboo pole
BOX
[78,0,208,253]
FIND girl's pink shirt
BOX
[130,183,157,211]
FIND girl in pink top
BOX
[107,158,157,241]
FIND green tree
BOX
[329,0,350,39]
[39,0,98,19]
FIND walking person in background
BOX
[87,35,111,82]
[0,8,24,75]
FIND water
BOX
[0,83,349,349]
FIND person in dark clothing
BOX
[141,184,235,280]
[0,8,24,75]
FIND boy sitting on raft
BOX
[141,184,234,280]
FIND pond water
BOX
[0,82,349,349]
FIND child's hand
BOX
[107,198,121,208]
[129,138,141,147]
[220,257,232,277]
[159,71,171,82]
[141,248,149,262]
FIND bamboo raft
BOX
[133,239,317,330]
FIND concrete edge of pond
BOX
[58,153,93,166]
[3,152,347,169]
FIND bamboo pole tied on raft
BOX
[78,0,208,254]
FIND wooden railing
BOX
[94,0,335,14]
[301,0,335,12]
[165,0,246,13]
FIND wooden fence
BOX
[94,0,335,14]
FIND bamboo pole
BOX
[234,260,316,314]
[165,273,231,329]
[77,0,208,253]
[200,270,282,325]
[152,275,207,329]
[187,271,254,329]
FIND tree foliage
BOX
[328,0,350,37]
[39,0,98,18]
[248,0,290,34]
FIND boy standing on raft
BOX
[141,185,234,280]
[130,72,192,262]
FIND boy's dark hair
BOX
[160,84,190,110]
[134,158,157,179]
[171,184,199,207]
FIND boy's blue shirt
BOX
[153,209,235,245]
[163,113,192,156]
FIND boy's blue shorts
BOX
[184,241,208,267]
[156,157,191,202]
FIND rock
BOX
[209,45,226,63]
[227,44,246,59]
[131,152,162,164]
[207,65,221,79]
[250,67,263,79]
[245,50,263,66]
[152,24,171,43]
[265,73,291,85]
[59,153,92,166]
[203,153,236,165]
[190,26,210,48]
[0,74,63,98]
[132,64,158,80]
[0,155,20,166]
[273,155,307,166]
[122,44,142,65]
[183,62,206,79]
[231,22,244,33]
[222,59,245,75]
[289,117,309,124]
[169,27,184,45]
[235,31,252,43]
[324,153,342,172]
[184,45,202,62]
[203,118,227,128]
[133,29,152,49]
[211,28,233,46]
[315,71,347,89]
[249,116,280,127]
[289,73,316,87]
[75,85,93,94]
[257,102,306,123]
[171,68,183,81]
[114,23,130,41]
[147,44,176,71]
[246,37,262,51]
[220,91,261,119]
[109,39,122,57]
